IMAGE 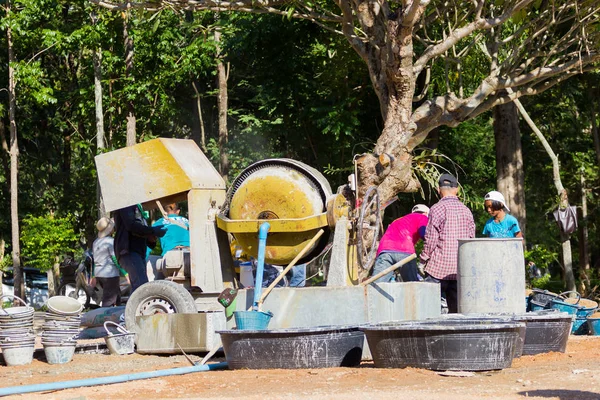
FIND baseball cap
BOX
[484,190,510,212]
[438,173,458,188]
[411,204,430,215]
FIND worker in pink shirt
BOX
[370,204,429,283]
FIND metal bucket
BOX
[457,238,526,314]
[1,343,35,366]
[46,296,83,315]
[103,321,135,355]
[234,310,273,330]
[43,343,76,364]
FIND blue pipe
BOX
[253,222,270,309]
[0,361,228,397]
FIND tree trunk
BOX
[94,47,107,218]
[493,102,527,238]
[0,236,4,296]
[191,81,207,152]
[215,28,229,180]
[356,21,420,202]
[47,257,61,297]
[590,95,600,166]
[123,16,136,146]
[7,18,23,302]
[513,98,576,293]
[578,171,590,292]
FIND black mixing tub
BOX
[361,319,524,371]
[514,310,572,355]
[216,325,364,369]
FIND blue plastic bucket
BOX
[564,298,598,318]
[571,317,589,335]
[234,310,273,330]
[586,314,600,336]
[550,298,581,316]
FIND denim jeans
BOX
[287,264,306,287]
[371,252,418,283]
[119,252,148,293]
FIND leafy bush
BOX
[21,214,78,272]
[524,244,558,275]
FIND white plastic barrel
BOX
[457,238,526,314]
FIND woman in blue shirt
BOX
[482,191,523,238]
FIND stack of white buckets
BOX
[41,296,82,364]
[0,295,36,366]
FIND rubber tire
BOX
[56,282,91,309]
[124,280,197,334]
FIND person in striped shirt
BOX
[419,173,475,313]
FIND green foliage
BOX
[524,244,559,273]
[530,275,565,294]
[20,214,78,272]
[530,273,552,289]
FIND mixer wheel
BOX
[357,186,382,273]
[125,280,197,334]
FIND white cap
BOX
[411,204,430,215]
[484,191,510,212]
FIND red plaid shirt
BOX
[420,196,475,280]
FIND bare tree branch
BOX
[413,0,535,75]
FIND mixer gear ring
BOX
[357,186,382,273]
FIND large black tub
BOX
[361,320,524,371]
[216,325,364,369]
[514,311,572,355]
[433,310,572,356]
[429,315,528,357]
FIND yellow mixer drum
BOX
[225,159,332,265]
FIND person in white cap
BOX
[483,190,522,238]
[371,204,430,283]
[93,217,123,307]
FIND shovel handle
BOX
[254,229,325,311]
[361,254,417,286]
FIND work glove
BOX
[417,262,426,277]
[152,226,168,238]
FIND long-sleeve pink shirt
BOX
[376,213,429,256]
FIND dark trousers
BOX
[425,276,458,313]
[97,276,121,307]
[119,252,148,293]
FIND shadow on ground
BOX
[519,389,600,400]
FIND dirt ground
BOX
[2,336,600,400]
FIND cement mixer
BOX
[93,138,404,354]
[217,158,383,274]
[218,159,336,265]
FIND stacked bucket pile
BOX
[41,296,83,364]
[528,289,599,335]
[0,295,36,366]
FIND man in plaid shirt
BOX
[420,173,475,313]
